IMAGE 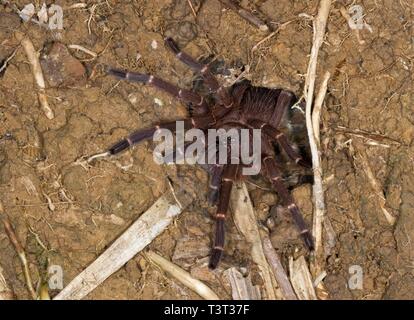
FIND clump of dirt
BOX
[0,0,413,300]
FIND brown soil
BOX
[0,0,413,300]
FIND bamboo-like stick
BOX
[224,267,261,300]
[230,182,280,300]
[289,256,317,300]
[54,191,192,300]
[260,230,297,300]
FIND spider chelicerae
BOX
[103,37,314,269]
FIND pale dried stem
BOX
[86,151,110,163]
[310,71,330,282]
[187,0,197,18]
[68,44,97,58]
[260,230,297,300]
[65,3,88,9]
[334,126,402,146]
[0,265,14,300]
[0,203,14,300]
[304,0,331,277]
[312,71,331,146]
[54,191,193,300]
[289,256,317,300]
[0,46,19,75]
[14,31,54,119]
[2,216,37,299]
[219,0,269,32]
[303,0,331,297]
[353,141,396,225]
[224,267,261,300]
[146,250,219,300]
[251,20,294,53]
[231,182,280,300]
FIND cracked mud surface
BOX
[0,0,413,299]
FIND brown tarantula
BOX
[105,37,314,269]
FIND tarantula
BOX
[104,38,314,269]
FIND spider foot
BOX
[301,231,315,251]
[208,247,223,270]
[296,158,312,169]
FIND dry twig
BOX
[14,31,54,119]
[0,203,14,300]
[353,141,396,225]
[0,46,19,75]
[187,0,197,18]
[334,126,402,147]
[54,190,193,300]
[2,216,37,299]
[289,256,317,300]
[68,44,97,58]
[146,250,219,300]
[312,71,330,146]
[219,0,269,32]
[230,182,280,300]
[310,71,330,286]
[224,267,261,300]
[65,3,88,10]
[303,0,331,299]
[251,20,294,53]
[260,230,297,300]
[0,267,14,300]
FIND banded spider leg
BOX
[209,162,239,269]
[164,37,234,108]
[262,155,314,250]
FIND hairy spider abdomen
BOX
[237,83,296,126]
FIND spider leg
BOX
[209,163,238,269]
[248,119,311,168]
[262,155,314,250]
[205,143,225,205]
[162,135,223,204]
[108,115,214,155]
[107,68,209,115]
[271,90,295,128]
[208,164,224,205]
[285,174,314,190]
[164,38,234,109]
[218,0,269,32]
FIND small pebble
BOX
[154,98,163,107]
[151,40,158,50]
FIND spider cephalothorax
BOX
[105,37,314,269]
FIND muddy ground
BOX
[0,0,413,300]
